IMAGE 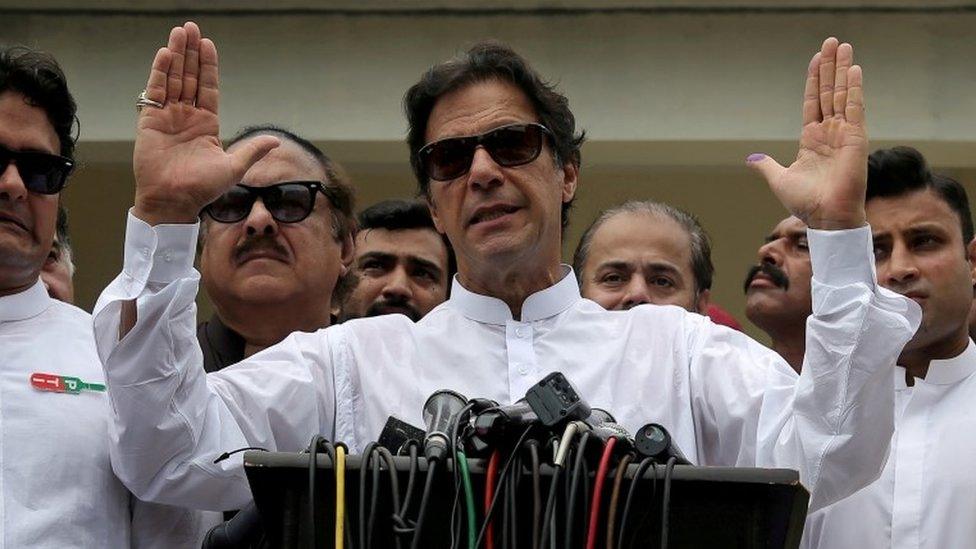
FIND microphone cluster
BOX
[206,371,692,549]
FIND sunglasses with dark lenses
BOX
[203,181,336,224]
[418,122,552,182]
[0,143,74,195]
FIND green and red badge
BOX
[30,372,106,394]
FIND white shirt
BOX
[92,212,920,514]
[803,339,976,549]
[0,280,219,549]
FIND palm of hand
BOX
[772,117,868,228]
[134,104,233,214]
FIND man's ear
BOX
[967,237,976,288]
[426,194,445,235]
[339,230,356,276]
[561,161,579,204]
[696,289,712,315]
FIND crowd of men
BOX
[0,19,973,548]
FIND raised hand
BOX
[132,22,279,225]
[748,38,868,230]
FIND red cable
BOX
[586,437,618,549]
[484,449,501,549]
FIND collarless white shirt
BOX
[804,339,976,549]
[0,280,221,548]
[93,212,920,514]
[0,281,132,548]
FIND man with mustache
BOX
[195,124,356,372]
[744,216,812,372]
[803,146,976,548]
[92,24,919,519]
[340,199,454,322]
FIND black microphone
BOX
[201,501,265,549]
[422,389,468,462]
[634,423,691,465]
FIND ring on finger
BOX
[135,90,164,111]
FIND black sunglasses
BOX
[203,181,336,224]
[0,143,74,195]
[417,122,552,182]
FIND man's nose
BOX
[466,147,504,192]
[381,267,413,301]
[0,163,28,202]
[243,198,279,236]
[884,244,920,286]
[621,278,652,310]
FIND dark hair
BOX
[404,40,585,230]
[357,199,457,280]
[867,146,974,245]
[0,45,78,161]
[226,124,356,241]
[572,200,714,294]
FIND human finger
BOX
[845,65,865,127]
[196,38,219,114]
[228,135,281,181]
[180,22,201,105]
[746,153,787,189]
[818,37,839,119]
[832,43,853,119]
[165,26,187,104]
[802,52,822,126]
[144,47,171,106]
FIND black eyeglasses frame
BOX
[202,180,339,224]
[417,122,553,182]
[0,143,74,195]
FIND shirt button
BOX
[164,250,174,262]
[515,327,526,338]
[142,248,150,257]
[517,364,529,375]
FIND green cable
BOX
[456,450,477,549]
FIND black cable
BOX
[528,442,541,549]
[393,441,420,539]
[307,435,330,549]
[474,424,534,548]
[368,448,382,549]
[409,458,440,549]
[627,462,658,549]
[375,447,403,549]
[359,442,377,549]
[537,464,563,548]
[616,457,654,549]
[507,451,521,549]
[564,431,591,548]
[660,457,677,549]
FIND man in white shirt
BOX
[93,23,920,515]
[745,216,813,372]
[804,146,976,548]
[0,44,214,548]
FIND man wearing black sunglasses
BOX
[196,124,355,372]
[0,45,217,548]
[96,24,919,517]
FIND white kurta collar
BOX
[895,338,976,389]
[0,279,51,322]
[448,265,581,324]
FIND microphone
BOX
[201,502,264,549]
[634,423,690,465]
[422,389,468,462]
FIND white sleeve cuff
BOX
[807,225,877,289]
[122,209,200,284]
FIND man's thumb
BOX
[229,135,280,179]
[745,153,787,186]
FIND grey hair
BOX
[572,200,714,294]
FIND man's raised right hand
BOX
[132,22,279,226]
